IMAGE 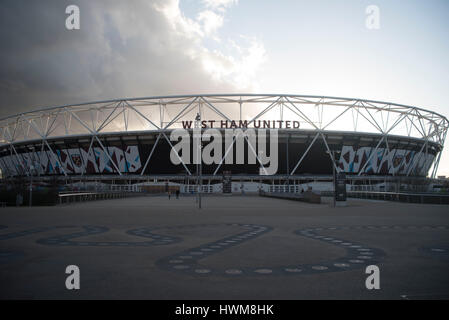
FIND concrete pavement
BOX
[0,195,448,299]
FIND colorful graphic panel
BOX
[338,146,435,176]
[0,145,142,176]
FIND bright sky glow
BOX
[178,0,449,175]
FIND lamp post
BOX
[332,151,336,208]
[29,165,33,207]
[327,149,341,207]
[195,113,202,209]
[29,146,35,207]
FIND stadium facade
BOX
[0,94,447,190]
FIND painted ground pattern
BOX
[1,223,448,276]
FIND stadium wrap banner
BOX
[0,143,434,177]
[338,145,435,176]
[0,145,142,176]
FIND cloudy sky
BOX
[0,0,448,175]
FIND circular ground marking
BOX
[225,269,243,275]
[349,259,364,263]
[334,263,350,268]
[173,265,189,270]
[254,269,273,274]
[195,269,211,274]
[169,259,183,263]
[312,266,328,270]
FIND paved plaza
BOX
[0,195,448,299]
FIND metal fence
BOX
[262,190,449,205]
[58,191,144,205]
[347,191,449,204]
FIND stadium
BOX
[0,94,448,195]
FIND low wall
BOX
[348,191,449,205]
[260,191,321,204]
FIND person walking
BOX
[176,189,180,199]
[16,193,23,207]
[168,190,171,200]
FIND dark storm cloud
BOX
[0,0,241,118]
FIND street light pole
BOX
[199,148,202,209]
[327,149,338,208]
[29,166,33,207]
[29,146,35,207]
[331,150,342,207]
[332,150,336,208]
[195,113,202,209]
